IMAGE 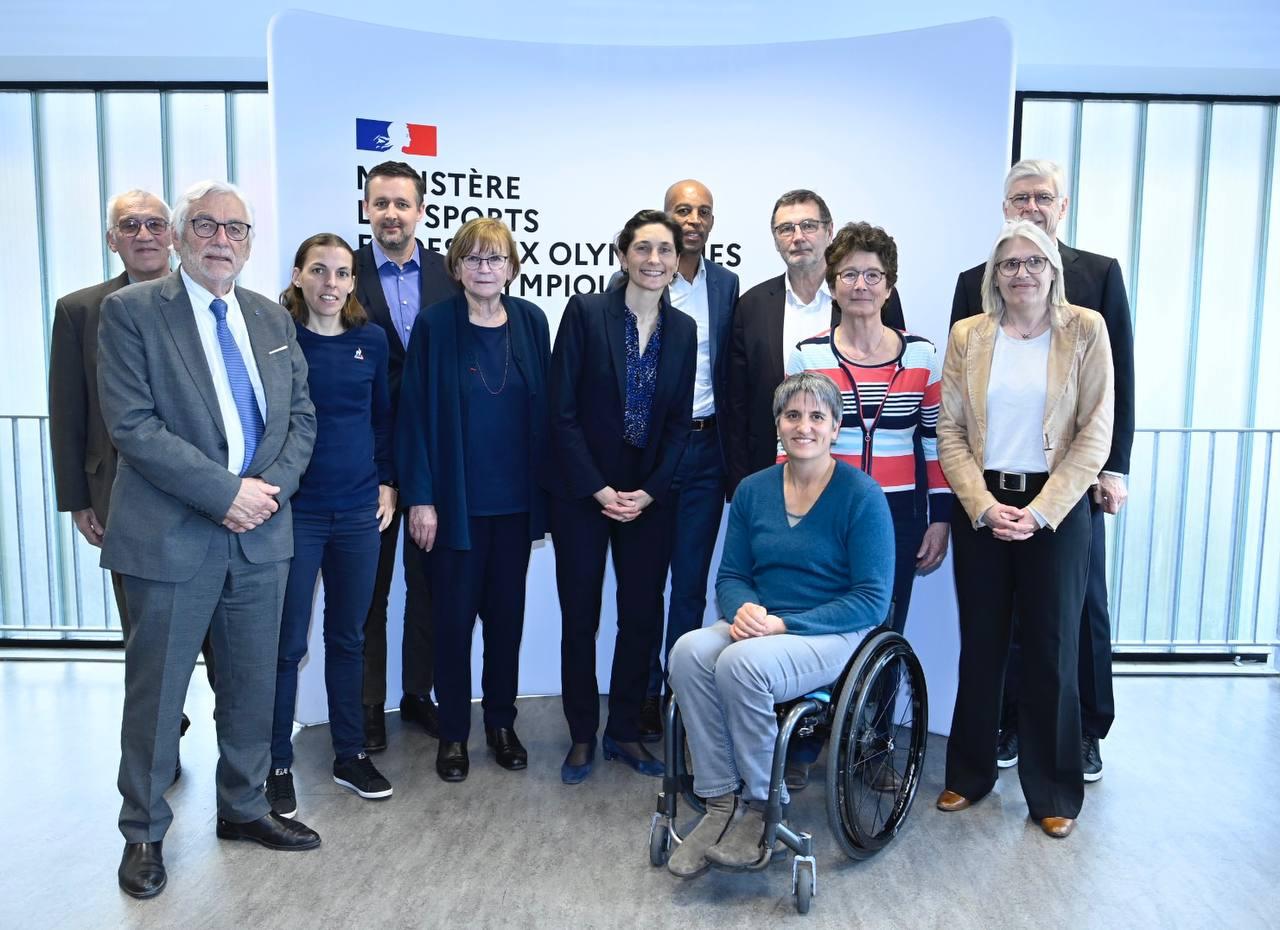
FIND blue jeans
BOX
[271,507,381,767]
[668,621,869,803]
[647,425,727,696]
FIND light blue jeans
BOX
[668,620,869,803]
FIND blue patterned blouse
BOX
[622,307,664,448]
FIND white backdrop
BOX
[271,11,1015,732]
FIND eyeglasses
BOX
[460,254,508,270]
[995,256,1050,277]
[115,217,170,237]
[836,268,885,287]
[190,217,251,241]
[772,219,827,238]
[1005,191,1058,209]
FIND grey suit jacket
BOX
[97,271,316,582]
[48,271,130,521]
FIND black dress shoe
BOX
[400,693,440,738]
[485,727,528,770]
[638,696,663,743]
[172,756,182,786]
[436,740,469,782]
[180,713,191,738]
[215,812,320,850]
[118,841,166,899]
[363,703,388,753]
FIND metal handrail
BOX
[2,418,1277,653]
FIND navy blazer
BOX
[544,287,697,502]
[354,238,459,414]
[609,258,740,467]
[395,294,552,551]
[725,274,906,496]
[948,240,1135,474]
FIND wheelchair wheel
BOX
[825,630,928,860]
[648,819,670,866]
[794,860,814,914]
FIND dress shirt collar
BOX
[371,238,420,271]
[784,274,830,308]
[180,267,240,318]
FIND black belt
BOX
[690,415,716,432]
[983,470,1049,494]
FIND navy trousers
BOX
[272,507,380,767]
[647,424,726,695]
[430,513,532,743]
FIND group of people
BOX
[46,156,1132,899]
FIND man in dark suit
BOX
[99,180,319,899]
[354,160,460,751]
[725,190,905,496]
[637,180,740,737]
[49,189,215,773]
[949,158,1135,782]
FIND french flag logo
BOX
[355,118,438,157]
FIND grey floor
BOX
[1,660,1277,930]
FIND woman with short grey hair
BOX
[664,371,894,879]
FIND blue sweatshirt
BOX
[715,462,894,636]
[292,321,392,513]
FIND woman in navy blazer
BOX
[396,218,552,783]
[547,210,698,783]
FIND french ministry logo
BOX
[355,118,437,156]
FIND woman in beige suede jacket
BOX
[935,219,1113,840]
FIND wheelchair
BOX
[647,626,928,914]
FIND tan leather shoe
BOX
[1040,816,1075,838]
[936,789,971,811]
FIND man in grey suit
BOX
[49,189,215,774]
[98,180,319,899]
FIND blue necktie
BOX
[209,298,264,476]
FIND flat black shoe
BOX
[118,841,166,899]
[485,727,528,770]
[436,741,469,782]
[400,693,440,738]
[363,704,388,753]
[180,713,191,738]
[215,812,320,850]
[638,696,663,743]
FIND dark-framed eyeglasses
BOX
[460,254,508,270]
[115,217,170,237]
[772,219,826,238]
[1005,191,1058,209]
[836,268,885,287]
[996,255,1049,277]
[190,217,251,241]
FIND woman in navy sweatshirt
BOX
[267,233,396,818]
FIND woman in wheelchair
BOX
[665,372,894,878]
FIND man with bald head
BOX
[637,180,740,737]
[99,180,319,899]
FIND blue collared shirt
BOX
[371,239,422,349]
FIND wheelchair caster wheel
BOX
[793,857,815,914]
[649,817,671,866]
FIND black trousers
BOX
[430,513,532,743]
[1000,496,1115,739]
[361,509,433,706]
[552,484,673,745]
[946,487,1090,820]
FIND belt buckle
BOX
[998,471,1026,493]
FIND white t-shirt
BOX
[984,325,1050,475]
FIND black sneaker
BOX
[996,728,1018,768]
[265,768,297,819]
[333,752,393,799]
[1082,735,1103,782]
